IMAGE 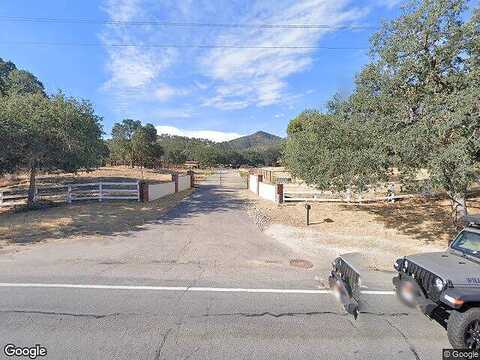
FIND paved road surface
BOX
[0,175,449,359]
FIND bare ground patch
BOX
[241,190,480,271]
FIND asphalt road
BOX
[0,174,449,359]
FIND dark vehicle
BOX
[393,225,480,349]
[329,255,362,319]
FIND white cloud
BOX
[200,0,366,109]
[154,108,194,119]
[154,83,189,101]
[156,125,243,142]
[100,0,178,95]
[100,0,369,113]
[102,47,176,89]
[102,0,142,21]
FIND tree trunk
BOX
[27,163,37,208]
[450,193,468,228]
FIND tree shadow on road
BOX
[157,186,247,226]
[0,186,248,246]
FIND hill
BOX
[223,131,283,150]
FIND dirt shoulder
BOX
[0,189,193,254]
[241,190,480,271]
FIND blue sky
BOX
[0,0,403,141]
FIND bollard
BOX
[305,203,311,226]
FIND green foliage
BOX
[0,92,105,206]
[283,113,389,191]
[111,119,142,166]
[131,124,163,168]
[283,0,480,219]
[0,58,105,207]
[157,133,281,168]
[110,120,163,167]
[286,110,322,136]
[0,58,44,96]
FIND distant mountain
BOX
[222,131,283,151]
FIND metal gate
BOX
[194,169,247,189]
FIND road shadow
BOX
[0,186,247,246]
[157,185,248,225]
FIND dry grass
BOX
[0,166,174,189]
[242,190,480,270]
[0,189,193,250]
[248,193,480,245]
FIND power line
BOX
[0,40,368,50]
[0,15,378,30]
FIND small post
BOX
[137,181,141,202]
[99,183,103,202]
[34,187,39,202]
[0,191,3,206]
[67,185,72,203]
[305,203,311,226]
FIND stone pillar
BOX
[187,170,194,188]
[172,174,179,193]
[257,174,263,195]
[139,181,149,202]
[277,183,284,204]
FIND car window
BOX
[452,231,480,256]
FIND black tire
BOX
[447,308,480,349]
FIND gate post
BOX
[172,174,179,193]
[277,183,284,204]
[139,181,148,202]
[257,175,263,195]
[187,170,194,188]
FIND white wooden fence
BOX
[0,181,140,207]
[283,190,415,203]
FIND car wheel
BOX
[447,308,480,350]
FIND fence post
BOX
[276,183,284,204]
[0,191,2,206]
[137,181,142,202]
[34,186,39,202]
[99,183,103,202]
[67,185,72,203]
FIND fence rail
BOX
[0,181,140,207]
[283,192,417,203]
